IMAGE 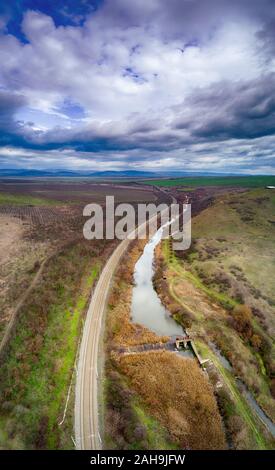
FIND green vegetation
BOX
[133,404,178,450]
[143,175,275,187]
[0,192,60,206]
[0,240,108,449]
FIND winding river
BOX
[131,222,183,337]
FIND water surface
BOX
[131,223,183,337]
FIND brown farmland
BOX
[0,179,157,204]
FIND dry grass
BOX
[117,351,226,450]
[0,216,50,342]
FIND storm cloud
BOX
[0,0,275,173]
[174,74,275,140]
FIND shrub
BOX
[250,334,262,351]
[230,305,253,340]
[233,288,245,303]
[270,379,275,399]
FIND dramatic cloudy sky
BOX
[1,0,275,173]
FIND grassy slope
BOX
[159,188,275,448]
[0,241,107,449]
[190,188,275,302]
[188,189,275,368]
[189,190,275,417]
[142,176,275,187]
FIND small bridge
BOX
[117,334,209,368]
[175,335,192,350]
[175,335,209,367]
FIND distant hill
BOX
[1,168,269,179]
[0,168,157,178]
[0,169,77,177]
[88,170,157,178]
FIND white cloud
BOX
[0,1,274,172]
